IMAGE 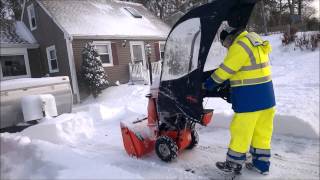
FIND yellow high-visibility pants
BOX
[229,107,276,153]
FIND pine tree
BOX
[81,42,109,98]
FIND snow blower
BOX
[121,0,259,162]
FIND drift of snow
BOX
[20,112,94,145]
[0,133,143,179]
[1,33,319,180]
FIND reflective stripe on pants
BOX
[249,147,271,173]
[226,149,246,164]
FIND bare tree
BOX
[260,0,268,34]
[0,0,23,21]
[121,0,210,20]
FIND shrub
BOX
[295,32,320,51]
[282,26,298,45]
[81,42,109,98]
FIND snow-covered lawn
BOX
[1,33,319,180]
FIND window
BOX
[93,41,113,67]
[46,45,59,73]
[27,4,37,30]
[0,55,27,78]
[161,18,201,81]
[129,41,145,66]
[159,41,165,60]
[124,7,142,18]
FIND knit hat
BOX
[219,29,238,43]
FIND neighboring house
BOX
[0,20,40,81]
[21,0,170,103]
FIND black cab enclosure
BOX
[157,0,259,123]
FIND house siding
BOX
[27,48,43,77]
[72,39,163,86]
[21,0,169,101]
[22,0,72,84]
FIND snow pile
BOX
[0,133,143,179]
[78,84,149,115]
[21,112,94,144]
[0,134,46,179]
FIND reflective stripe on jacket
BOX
[212,31,276,113]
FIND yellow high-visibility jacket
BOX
[211,31,276,113]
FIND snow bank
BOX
[0,134,48,179]
[21,112,94,144]
[78,84,149,115]
[0,133,143,179]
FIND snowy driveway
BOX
[1,33,319,180]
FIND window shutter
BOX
[154,42,160,61]
[111,42,119,65]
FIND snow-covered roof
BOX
[38,0,171,39]
[0,20,38,48]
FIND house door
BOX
[130,41,146,67]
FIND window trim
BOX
[159,41,165,60]
[27,3,37,31]
[124,7,142,18]
[93,41,113,67]
[129,41,146,67]
[46,45,59,73]
[0,48,31,80]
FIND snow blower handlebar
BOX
[202,69,231,103]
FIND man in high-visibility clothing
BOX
[203,27,276,175]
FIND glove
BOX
[202,76,219,91]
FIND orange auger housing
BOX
[120,91,213,161]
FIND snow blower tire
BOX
[187,130,199,150]
[155,136,178,162]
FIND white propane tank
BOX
[21,94,58,122]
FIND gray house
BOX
[21,0,170,103]
[0,20,40,80]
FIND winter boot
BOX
[246,147,271,175]
[245,162,269,175]
[216,149,246,174]
[216,160,243,174]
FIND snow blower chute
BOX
[121,0,259,162]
